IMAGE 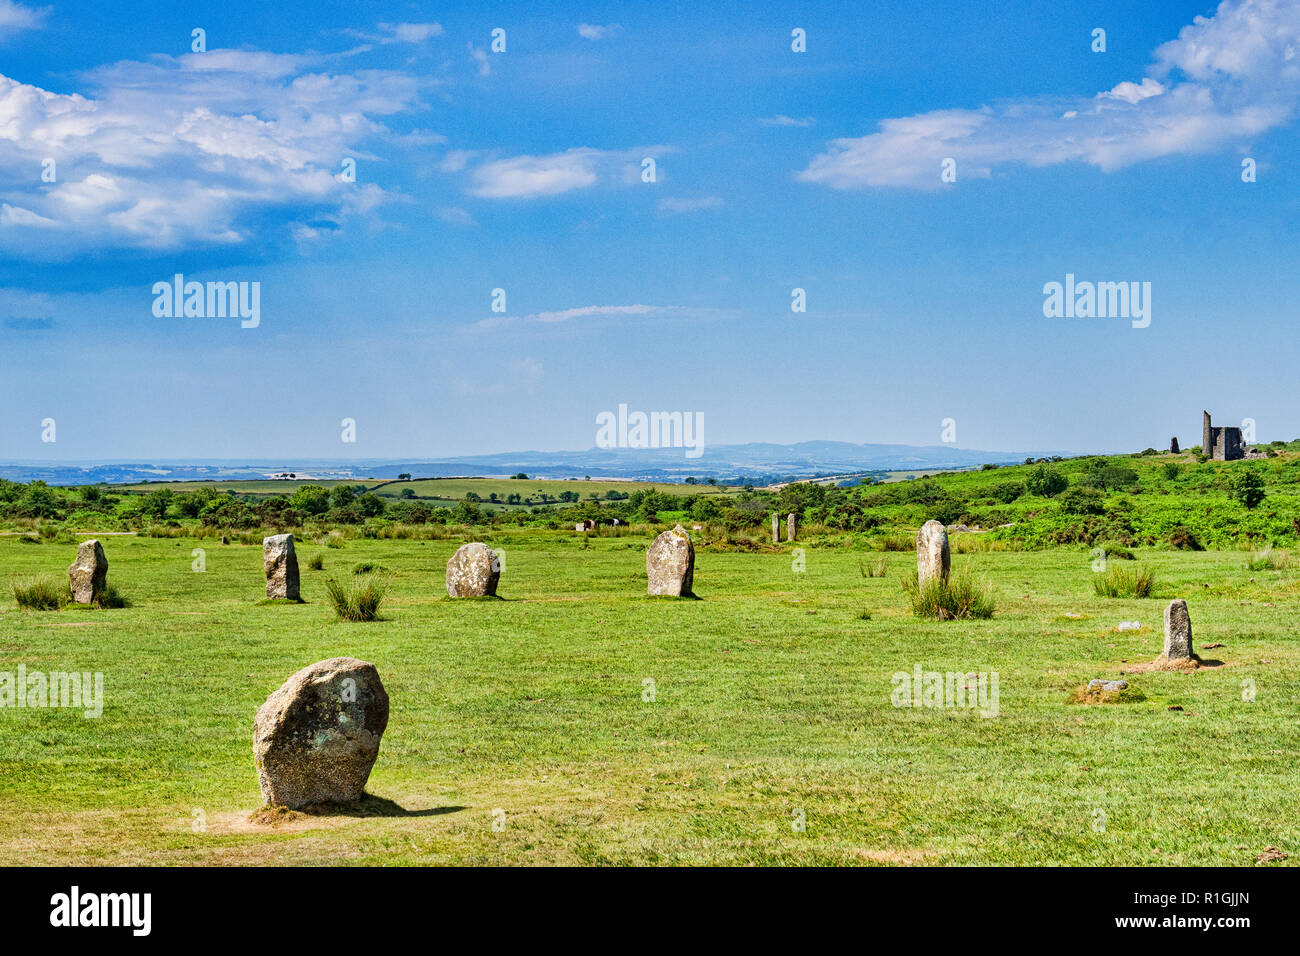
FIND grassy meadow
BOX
[1,528,1295,866]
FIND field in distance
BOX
[117,476,738,503]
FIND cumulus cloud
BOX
[799,0,1300,189]
[465,147,669,199]
[0,0,47,39]
[0,49,432,254]
[759,114,815,127]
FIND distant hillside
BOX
[0,440,1068,486]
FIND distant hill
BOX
[0,440,1072,486]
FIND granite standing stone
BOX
[786,512,797,542]
[263,533,300,601]
[916,520,950,585]
[647,524,694,596]
[253,657,389,809]
[446,542,500,597]
[1163,599,1193,659]
[771,513,779,544]
[68,539,108,605]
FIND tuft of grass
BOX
[1093,565,1157,598]
[321,533,346,549]
[323,573,390,622]
[858,557,888,578]
[901,570,995,620]
[1246,548,1290,572]
[306,553,325,571]
[351,561,387,574]
[12,576,68,610]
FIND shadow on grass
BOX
[250,795,467,824]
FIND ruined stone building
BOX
[1202,411,1244,461]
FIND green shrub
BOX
[1025,465,1068,498]
[1059,486,1105,515]
[901,570,995,620]
[1168,526,1203,551]
[323,574,389,622]
[1097,541,1135,561]
[12,576,67,610]
[306,553,325,571]
[1093,566,1157,598]
[1231,470,1266,509]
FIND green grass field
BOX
[1,529,1295,865]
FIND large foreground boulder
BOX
[916,520,950,585]
[263,533,300,601]
[253,657,389,809]
[446,542,500,597]
[1163,599,1193,660]
[68,540,107,605]
[647,524,694,596]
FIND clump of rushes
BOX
[323,574,390,622]
[901,570,995,620]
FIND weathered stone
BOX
[771,513,779,544]
[786,512,797,542]
[263,533,300,601]
[253,657,388,809]
[67,539,107,605]
[446,542,499,597]
[1088,679,1129,693]
[1169,437,1179,454]
[647,524,694,596]
[1163,599,1193,659]
[916,520,950,585]
[220,535,230,545]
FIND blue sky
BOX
[2,0,1298,461]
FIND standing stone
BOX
[1169,437,1180,454]
[916,520,950,586]
[647,524,694,597]
[786,512,797,542]
[1163,599,1193,660]
[67,539,108,605]
[253,657,389,809]
[771,513,779,544]
[446,542,500,597]
[263,533,300,601]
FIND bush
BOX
[12,576,67,610]
[1058,486,1105,515]
[1093,566,1157,598]
[1231,470,1266,510]
[901,570,995,620]
[306,553,325,571]
[323,574,389,622]
[1168,526,1203,551]
[1097,541,1135,561]
[1025,465,1068,498]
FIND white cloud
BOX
[0,0,47,39]
[0,49,431,253]
[465,147,667,199]
[578,23,621,40]
[658,195,723,214]
[437,206,476,226]
[759,114,815,127]
[799,0,1300,189]
[468,42,490,77]
[378,22,443,43]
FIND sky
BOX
[2,0,1299,461]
